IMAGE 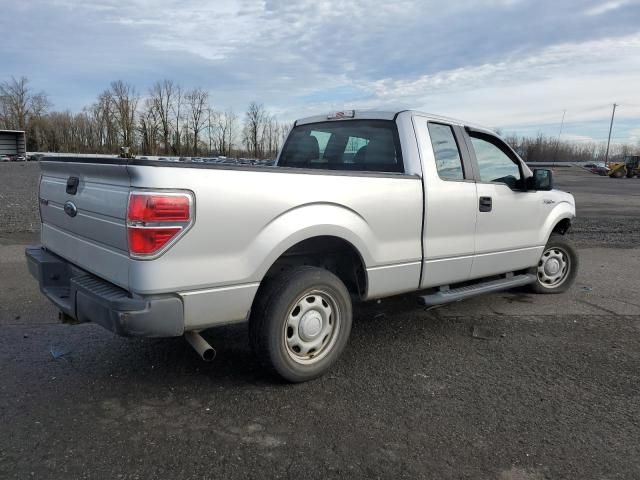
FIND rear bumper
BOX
[25,246,184,337]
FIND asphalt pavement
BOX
[0,164,639,479]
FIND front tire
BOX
[529,234,578,294]
[249,266,352,382]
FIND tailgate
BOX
[39,159,132,290]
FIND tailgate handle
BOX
[66,177,79,195]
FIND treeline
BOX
[0,76,289,158]
[502,133,637,163]
[2,75,637,161]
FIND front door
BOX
[464,130,545,279]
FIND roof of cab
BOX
[294,109,493,133]
[292,109,521,166]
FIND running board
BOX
[419,273,536,306]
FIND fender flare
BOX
[540,202,575,244]
[246,202,375,283]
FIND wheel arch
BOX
[540,203,575,244]
[260,234,369,299]
[552,218,572,235]
[247,202,375,299]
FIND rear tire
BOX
[529,234,578,294]
[249,266,352,382]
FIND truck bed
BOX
[37,156,424,329]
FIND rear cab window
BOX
[427,122,465,181]
[278,120,403,173]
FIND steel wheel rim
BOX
[283,289,340,365]
[537,246,570,288]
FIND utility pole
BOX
[604,103,617,166]
[553,109,566,163]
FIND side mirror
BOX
[527,168,553,191]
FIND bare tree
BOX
[262,114,276,158]
[261,115,290,158]
[207,107,213,154]
[212,108,238,156]
[139,98,160,155]
[243,102,266,158]
[26,92,52,151]
[211,110,224,155]
[185,88,209,155]
[172,85,184,155]
[0,75,51,150]
[224,109,238,156]
[92,90,118,152]
[149,80,177,154]
[279,122,292,147]
[109,80,139,148]
[0,76,31,129]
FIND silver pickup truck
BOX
[26,110,578,382]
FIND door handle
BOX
[479,196,492,212]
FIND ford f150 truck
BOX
[26,110,578,382]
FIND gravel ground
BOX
[1,310,638,479]
[0,161,639,479]
[0,162,40,233]
[556,166,640,248]
[568,216,640,248]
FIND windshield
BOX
[278,120,403,173]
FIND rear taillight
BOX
[128,194,190,222]
[127,191,193,258]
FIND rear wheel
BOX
[249,266,352,382]
[529,234,578,294]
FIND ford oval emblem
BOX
[64,201,78,218]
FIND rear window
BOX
[278,120,403,173]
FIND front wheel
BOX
[529,234,579,294]
[249,266,352,382]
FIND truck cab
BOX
[277,110,575,290]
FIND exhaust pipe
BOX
[185,331,216,362]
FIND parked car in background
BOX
[26,109,578,382]
[0,156,11,162]
[589,163,609,176]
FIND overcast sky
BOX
[2,0,639,143]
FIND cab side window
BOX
[469,134,521,188]
[427,123,465,181]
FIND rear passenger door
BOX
[413,118,478,288]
